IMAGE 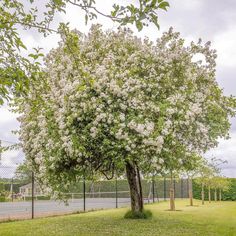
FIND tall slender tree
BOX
[195,159,215,205]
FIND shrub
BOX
[124,209,152,219]
[0,196,6,202]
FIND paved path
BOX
[0,198,131,220]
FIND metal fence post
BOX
[32,171,35,219]
[181,179,184,199]
[11,178,14,202]
[115,178,118,208]
[187,178,189,198]
[83,176,86,212]
[152,177,155,203]
[164,177,166,201]
[173,177,176,199]
[156,183,159,202]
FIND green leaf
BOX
[158,1,170,11]
[150,0,158,7]
[111,4,120,17]
[136,21,143,31]
[150,13,160,29]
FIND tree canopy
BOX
[17,26,236,204]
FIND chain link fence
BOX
[0,139,190,221]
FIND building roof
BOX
[19,183,39,190]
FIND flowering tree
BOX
[18,25,236,214]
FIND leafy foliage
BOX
[0,0,170,104]
[0,0,46,104]
[59,0,170,31]
[14,162,32,183]
[193,178,236,201]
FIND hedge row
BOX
[0,182,27,193]
[193,178,236,201]
[67,178,189,198]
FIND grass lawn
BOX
[0,200,235,236]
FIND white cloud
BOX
[0,105,18,124]
[205,132,236,177]
[0,104,19,142]
[213,28,236,67]
[1,150,20,165]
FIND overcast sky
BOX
[0,0,236,178]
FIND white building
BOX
[19,183,46,197]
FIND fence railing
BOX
[0,139,190,220]
[0,164,190,221]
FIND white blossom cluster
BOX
[17,25,236,192]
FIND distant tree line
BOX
[193,178,236,201]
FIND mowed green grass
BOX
[0,200,235,236]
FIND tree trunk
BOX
[126,161,143,213]
[201,183,205,205]
[136,165,143,210]
[214,188,217,202]
[169,173,175,211]
[208,187,211,203]
[219,189,222,201]
[188,177,193,206]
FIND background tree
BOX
[211,177,220,202]
[212,176,231,202]
[217,177,230,201]
[14,162,32,183]
[195,160,215,205]
[206,177,214,203]
[161,152,200,211]
[17,25,236,215]
[207,158,226,203]
[183,155,203,207]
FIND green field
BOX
[0,200,235,236]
